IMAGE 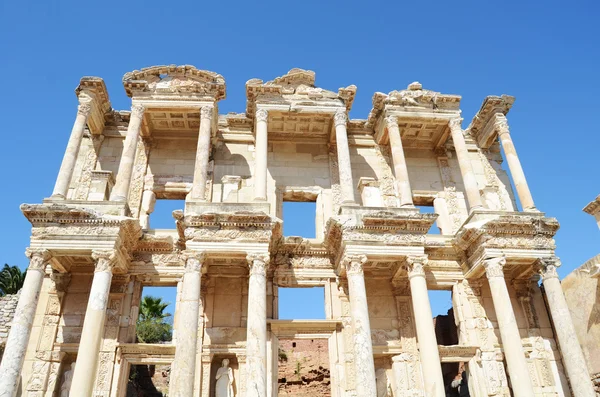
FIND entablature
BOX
[466,94,514,148]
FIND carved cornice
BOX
[482,257,506,279]
[583,195,600,216]
[25,248,51,270]
[536,257,560,280]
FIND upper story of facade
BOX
[41,65,539,237]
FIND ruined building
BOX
[0,65,595,396]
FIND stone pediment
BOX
[245,68,356,116]
[122,64,226,100]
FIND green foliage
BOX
[136,295,172,344]
[0,264,26,296]
[278,348,288,362]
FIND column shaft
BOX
[70,251,115,396]
[385,116,413,206]
[0,249,50,397]
[110,104,145,202]
[495,115,535,211]
[254,109,268,201]
[51,102,92,199]
[449,118,483,211]
[246,254,269,397]
[539,259,596,397]
[334,111,355,204]
[171,253,203,397]
[484,257,535,397]
[406,256,445,397]
[345,255,377,397]
[190,106,213,200]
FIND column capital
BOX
[77,102,92,117]
[131,104,145,118]
[536,257,560,280]
[483,256,506,279]
[448,117,463,131]
[493,113,510,136]
[333,110,347,127]
[384,115,398,128]
[25,248,51,270]
[255,108,268,123]
[91,250,116,273]
[342,254,367,275]
[247,253,270,276]
[405,255,428,278]
[200,105,214,120]
[183,251,206,272]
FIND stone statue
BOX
[215,359,234,397]
[60,363,76,397]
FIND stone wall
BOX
[0,291,19,358]
[277,339,330,396]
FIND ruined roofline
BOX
[583,194,600,215]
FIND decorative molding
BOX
[483,256,506,279]
[247,253,270,276]
[200,105,214,121]
[77,102,92,117]
[342,254,367,275]
[536,257,560,280]
[493,113,510,136]
[183,251,206,273]
[448,117,463,131]
[333,110,347,127]
[130,104,145,118]
[405,255,428,278]
[255,108,268,123]
[92,250,116,273]
[25,248,51,270]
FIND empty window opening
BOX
[277,339,330,396]
[136,286,176,344]
[429,290,458,346]
[416,205,440,234]
[147,199,185,229]
[278,287,325,319]
[127,363,169,397]
[283,201,317,238]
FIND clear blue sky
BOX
[1,1,598,318]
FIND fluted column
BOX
[171,252,204,397]
[538,258,596,397]
[0,249,50,397]
[70,250,115,396]
[344,254,377,396]
[245,253,270,397]
[483,257,535,397]
[494,114,536,211]
[405,255,444,397]
[449,118,483,212]
[110,104,145,202]
[254,109,268,201]
[334,110,356,204]
[190,105,213,200]
[385,115,413,207]
[51,101,92,199]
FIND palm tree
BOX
[0,264,26,296]
[136,295,172,344]
[138,296,171,321]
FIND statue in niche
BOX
[60,362,76,397]
[375,368,393,397]
[215,358,235,397]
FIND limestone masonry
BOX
[0,65,595,396]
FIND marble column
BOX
[405,255,445,397]
[190,105,213,201]
[51,101,92,199]
[538,258,596,397]
[254,109,268,201]
[494,114,536,211]
[110,104,145,202]
[483,257,535,397]
[334,110,356,204]
[448,118,483,212]
[245,253,270,397]
[385,115,413,207]
[0,249,50,397]
[70,250,115,396]
[344,254,377,397]
[171,252,204,397]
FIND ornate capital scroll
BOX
[91,250,116,273]
[77,102,92,117]
[183,251,206,273]
[405,255,428,278]
[448,117,463,132]
[483,256,506,279]
[536,257,560,280]
[200,105,214,120]
[384,115,398,129]
[25,248,51,270]
[342,254,367,275]
[333,110,347,127]
[247,253,270,276]
[131,104,145,119]
[255,108,268,123]
[494,114,510,136]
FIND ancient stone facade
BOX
[0,65,595,396]
[0,292,20,358]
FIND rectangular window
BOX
[136,286,176,344]
[278,287,325,319]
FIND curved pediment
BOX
[122,64,226,100]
